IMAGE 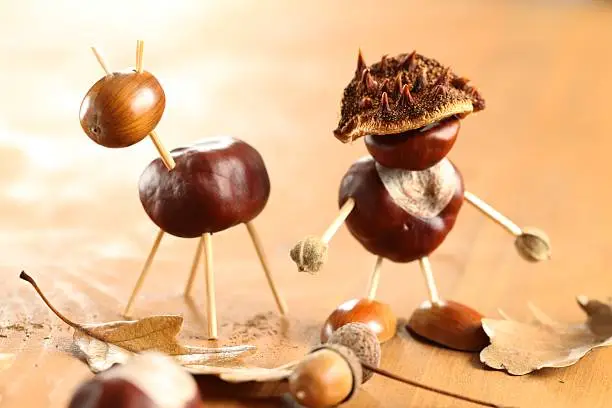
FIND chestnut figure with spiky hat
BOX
[290,50,551,350]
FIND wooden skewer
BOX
[245,222,288,315]
[90,46,111,76]
[136,40,144,73]
[149,130,176,171]
[464,191,522,236]
[132,40,176,172]
[203,233,218,340]
[321,198,355,244]
[184,235,205,297]
[418,256,441,305]
[367,257,383,300]
[124,229,165,316]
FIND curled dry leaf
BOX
[480,296,612,375]
[20,272,255,373]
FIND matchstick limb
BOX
[245,222,288,315]
[203,233,218,340]
[367,257,383,300]
[90,46,111,76]
[464,191,522,236]
[418,256,441,305]
[124,229,165,317]
[184,235,205,297]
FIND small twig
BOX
[362,362,514,408]
[19,271,78,329]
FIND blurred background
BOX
[1,1,612,407]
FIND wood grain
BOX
[1,1,612,407]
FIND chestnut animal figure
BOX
[125,136,287,340]
[290,51,551,350]
[79,41,175,170]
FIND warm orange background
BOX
[1,1,612,407]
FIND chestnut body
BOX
[139,137,270,238]
[339,156,464,263]
[79,70,165,148]
[365,118,460,170]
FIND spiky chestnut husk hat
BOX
[333,50,485,142]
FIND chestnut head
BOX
[339,156,463,262]
[365,118,460,170]
[139,136,270,238]
[68,352,203,408]
[79,70,165,148]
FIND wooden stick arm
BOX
[464,191,551,262]
[289,198,356,274]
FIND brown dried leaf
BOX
[20,272,255,373]
[480,297,612,375]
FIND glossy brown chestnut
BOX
[365,118,460,170]
[338,156,464,262]
[321,298,397,343]
[408,300,489,352]
[79,70,165,148]
[68,352,204,408]
[139,136,270,238]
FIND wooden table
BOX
[1,1,612,407]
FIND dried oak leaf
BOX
[20,272,255,373]
[480,297,612,375]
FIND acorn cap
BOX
[309,344,362,404]
[289,236,329,274]
[327,323,381,383]
[334,51,485,142]
[514,227,551,262]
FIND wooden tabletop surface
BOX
[1,1,612,407]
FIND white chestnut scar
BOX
[375,158,457,219]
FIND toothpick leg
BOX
[245,222,288,315]
[321,198,355,244]
[203,233,218,339]
[464,191,522,236]
[184,235,205,297]
[367,256,383,300]
[418,256,441,305]
[124,229,165,316]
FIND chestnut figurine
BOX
[290,51,551,350]
[68,352,204,408]
[79,41,175,170]
[125,136,287,340]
